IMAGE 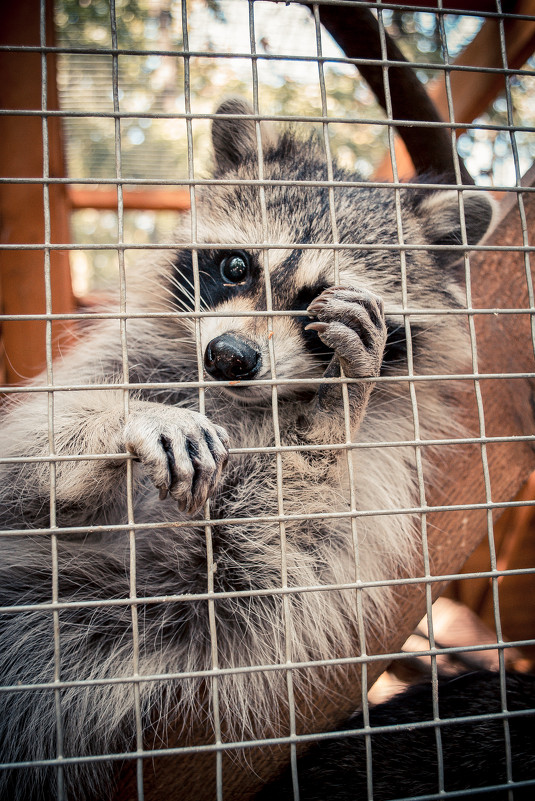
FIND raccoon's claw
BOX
[304,321,328,335]
[124,407,230,515]
[306,286,387,378]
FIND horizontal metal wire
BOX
[3,241,534,255]
[0,305,529,322]
[2,307,535,323]
[0,432,533,468]
[2,371,534,397]
[2,177,535,195]
[1,632,535,695]
[369,779,535,801]
[1,565,535,617]
[2,706,535,771]
[2,496,535,541]
[0,0,532,45]
[2,44,535,79]
[2,108,534,137]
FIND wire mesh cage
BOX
[1,1,535,800]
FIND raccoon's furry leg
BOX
[0,389,128,529]
[0,393,229,529]
[0,536,138,801]
[305,286,387,439]
[123,404,230,514]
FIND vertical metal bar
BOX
[40,1,65,798]
[312,6,372,800]
[180,3,223,798]
[486,2,519,796]
[494,1,535,360]
[440,2,513,798]
[376,0,445,794]
[109,2,144,798]
[248,4,299,799]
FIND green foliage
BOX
[56,0,148,48]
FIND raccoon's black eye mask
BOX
[172,248,260,311]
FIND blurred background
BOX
[53,0,535,295]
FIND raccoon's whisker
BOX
[165,257,210,311]
[306,351,335,360]
[289,361,330,376]
[172,293,195,314]
[167,274,198,309]
[150,280,187,305]
[137,273,190,310]
[170,278,206,314]
[150,280,193,315]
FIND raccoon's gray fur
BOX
[0,99,495,800]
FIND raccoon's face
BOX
[169,99,496,404]
[173,240,337,403]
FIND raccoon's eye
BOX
[219,251,249,284]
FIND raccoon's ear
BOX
[414,189,497,268]
[211,98,277,175]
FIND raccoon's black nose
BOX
[204,334,262,381]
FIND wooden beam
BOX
[317,4,474,184]
[67,187,191,212]
[370,0,522,9]
[0,0,74,384]
[433,0,535,128]
[375,0,535,180]
[447,472,535,666]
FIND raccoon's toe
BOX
[123,407,230,514]
[306,286,386,378]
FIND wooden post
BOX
[0,0,73,385]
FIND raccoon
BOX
[0,99,495,800]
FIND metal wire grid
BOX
[1,1,535,800]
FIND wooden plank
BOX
[448,473,535,666]
[319,4,474,184]
[433,0,535,128]
[0,0,74,385]
[68,187,191,212]
[377,0,514,8]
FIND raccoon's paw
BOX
[123,407,230,514]
[306,286,387,378]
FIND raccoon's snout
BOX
[204,333,262,381]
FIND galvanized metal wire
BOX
[1,1,535,800]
